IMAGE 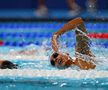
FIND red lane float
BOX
[88,33,108,39]
[0,40,4,46]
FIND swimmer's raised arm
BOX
[51,17,96,69]
[52,17,93,57]
[52,17,84,52]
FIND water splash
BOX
[0,39,108,79]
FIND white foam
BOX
[0,69,108,79]
[0,54,48,60]
[0,44,50,60]
[0,44,108,79]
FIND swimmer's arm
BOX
[52,17,84,52]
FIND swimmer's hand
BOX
[52,34,59,52]
[74,58,96,70]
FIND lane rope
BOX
[88,33,108,39]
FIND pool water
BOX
[0,22,108,90]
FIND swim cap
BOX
[0,61,18,69]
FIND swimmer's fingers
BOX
[76,59,96,70]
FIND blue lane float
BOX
[3,41,108,48]
[0,23,107,30]
[0,22,108,47]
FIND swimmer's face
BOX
[50,53,72,68]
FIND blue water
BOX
[0,22,108,90]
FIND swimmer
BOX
[9,44,50,55]
[9,49,38,55]
[50,17,96,70]
[0,60,17,69]
[0,44,50,69]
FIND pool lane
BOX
[0,22,108,47]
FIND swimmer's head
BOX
[50,52,73,68]
[0,61,18,69]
